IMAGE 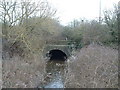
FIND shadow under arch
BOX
[46,49,67,61]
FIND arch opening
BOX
[46,49,67,61]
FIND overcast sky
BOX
[46,0,119,25]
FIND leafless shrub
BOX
[0,0,57,58]
[2,54,46,88]
[65,44,118,88]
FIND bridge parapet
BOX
[45,40,74,45]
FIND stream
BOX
[42,60,67,88]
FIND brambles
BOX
[65,44,118,88]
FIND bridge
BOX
[43,40,75,60]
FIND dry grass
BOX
[2,54,46,88]
[2,43,118,88]
[0,61,2,89]
[65,44,118,88]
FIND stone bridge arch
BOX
[43,44,73,60]
[48,49,67,60]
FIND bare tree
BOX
[0,0,56,58]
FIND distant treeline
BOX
[62,5,119,49]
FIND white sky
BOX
[47,0,119,25]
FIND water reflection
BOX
[44,60,67,88]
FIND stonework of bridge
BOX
[43,42,74,59]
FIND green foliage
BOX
[62,26,83,49]
[104,8,118,44]
[62,5,118,49]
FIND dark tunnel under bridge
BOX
[43,45,73,61]
[46,49,67,60]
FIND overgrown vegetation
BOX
[65,44,118,88]
[1,0,119,88]
[62,6,119,49]
[1,0,119,58]
[1,0,63,59]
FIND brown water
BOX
[42,60,67,88]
